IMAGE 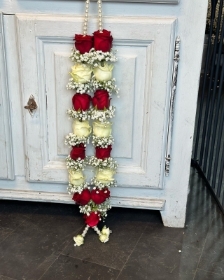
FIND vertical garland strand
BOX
[66,0,119,246]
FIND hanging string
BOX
[83,0,90,35]
[97,0,103,32]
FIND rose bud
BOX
[93,29,113,52]
[74,34,93,54]
[92,90,110,110]
[72,93,91,111]
[72,189,91,205]
[70,144,85,160]
[95,146,112,160]
[84,212,100,227]
[91,188,106,204]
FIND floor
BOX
[0,169,224,280]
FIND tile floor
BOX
[0,169,224,280]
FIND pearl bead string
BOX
[81,225,90,237]
[83,0,90,36]
[93,226,101,236]
[83,0,103,35]
[97,0,103,32]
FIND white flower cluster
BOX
[66,156,87,171]
[96,200,112,218]
[67,109,91,121]
[65,133,89,147]
[92,77,119,96]
[79,200,111,217]
[66,79,92,93]
[91,106,115,122]
[79,203,93,215]
[67,182,89,194]
[88,156,118,170]
[92,135,114,148]
[91,177,117,190]
[70,48,118,66]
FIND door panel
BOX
[16,14,176,188]
[0,13,14,180]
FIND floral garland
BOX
[65,0,119,246]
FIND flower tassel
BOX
[93,225,112,243]
[73,225,90,246]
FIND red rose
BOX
[70,144,85,160]
[93,29,113,52]
[95,145,112,159]
[91,189,106,204]
[92,90,110,110]
[91,188,110,204]
[84,212,100,227]
[72,189,91,205]
[72,93,91,111]
[74,34,93,54]
[101,188,110,200]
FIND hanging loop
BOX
[83,0,104,35]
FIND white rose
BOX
[73,119,92,137]
[101,226,111,236]
[93,63,114,81]
[69,170,84,186]
[70,63,92,83]
[73,235,84,246]
[99,234,109,243]
[93,121,112,137]
[96,168,115,184]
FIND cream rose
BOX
[93,63,114,81]
[73,235,84,246]
[96,168,115,184]
[73,119,92,137]
[70,63,92,83]
[101,226,111,236]
[99,234,109,243]
[69,170,84,186]
[93,121,112,137]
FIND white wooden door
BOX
[0,13,14,180]
[17,14,177,189]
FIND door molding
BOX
[81,0,179,4]
[0,13,14,180]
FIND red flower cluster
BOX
[70,144,85,160]
[72,93,91,111]
[91,188,110,204]
[72,188,110,206]
[74,34,93,54]
[93,30,113,52]
[72,90,111,112]
[83,212,100,227]
[74,29,113,53]
[72,189,91,205]
[95,145,112,159]
[92,90,110,110]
